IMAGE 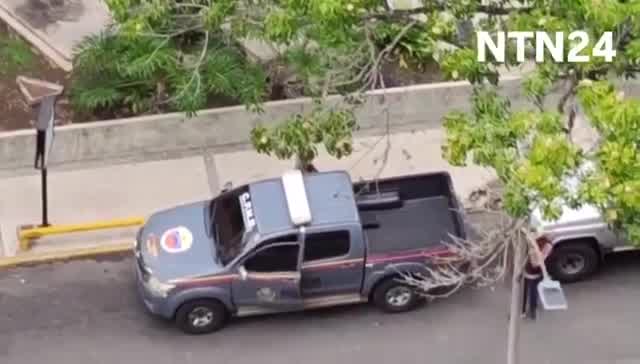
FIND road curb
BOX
[0,242,132,269]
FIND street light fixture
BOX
[16,75,63,228]
[34,95,57,227]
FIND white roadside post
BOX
[506,239,525,364]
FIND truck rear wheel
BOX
[547,241,600,283]
[175,299,227,335]
[372,278,421,313]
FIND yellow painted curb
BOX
[0,242,133,269]
[18,217,145,251]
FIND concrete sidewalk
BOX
[0,0,111,71]
[0,128,495,259]
[213,128,495,192]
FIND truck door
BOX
[301,227,365,298]
[231,240,303,312]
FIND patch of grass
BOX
[0,32,35,75]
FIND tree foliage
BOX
[99,0,640,244]
[70,30,266,118]
[577,80,640,243]
[251,104,357,169]
[0,31,35,75]
[103,0,402,96]
[439,1,640,245]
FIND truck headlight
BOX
[144,276,175,298]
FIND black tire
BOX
[175,299,228,335]
[372,277,421,313]
[547,241,600,283]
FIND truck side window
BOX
[245,244,299,273]
[304,231,350,262]
[261,235,297,247]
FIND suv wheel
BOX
[547,241,600,283]
[175,299,227,335]
[372,278,421,313]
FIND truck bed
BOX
[353,172,465,255]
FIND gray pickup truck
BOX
[133,170,466,334]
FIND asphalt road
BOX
[1,249,639,364]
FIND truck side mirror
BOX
[238,266,248,281]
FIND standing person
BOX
[521,238,553,320]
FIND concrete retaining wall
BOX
[2,76,639,173]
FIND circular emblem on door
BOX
[256,287,276,302]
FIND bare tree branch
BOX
[360,20,418,92]
[162,30,210,105]
[398,184,534,301]
[558,75,579,135]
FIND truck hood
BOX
[529,162,605,232]
[136,200,224,282]
[531,204,604,232]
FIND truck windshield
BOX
[211,186,255,265]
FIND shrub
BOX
[69,30,267,118]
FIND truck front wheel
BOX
[372,278,421,313]
[175,299,228,335]
[547,241,600,283]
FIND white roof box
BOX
[281,169,312,226]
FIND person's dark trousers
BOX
[524,276,543,320]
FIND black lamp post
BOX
[34,95,56,227]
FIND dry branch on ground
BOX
[400,187,535,300]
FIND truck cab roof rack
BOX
[281,170,313,226]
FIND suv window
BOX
[245,244,299,272]
[304,231,350,262]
